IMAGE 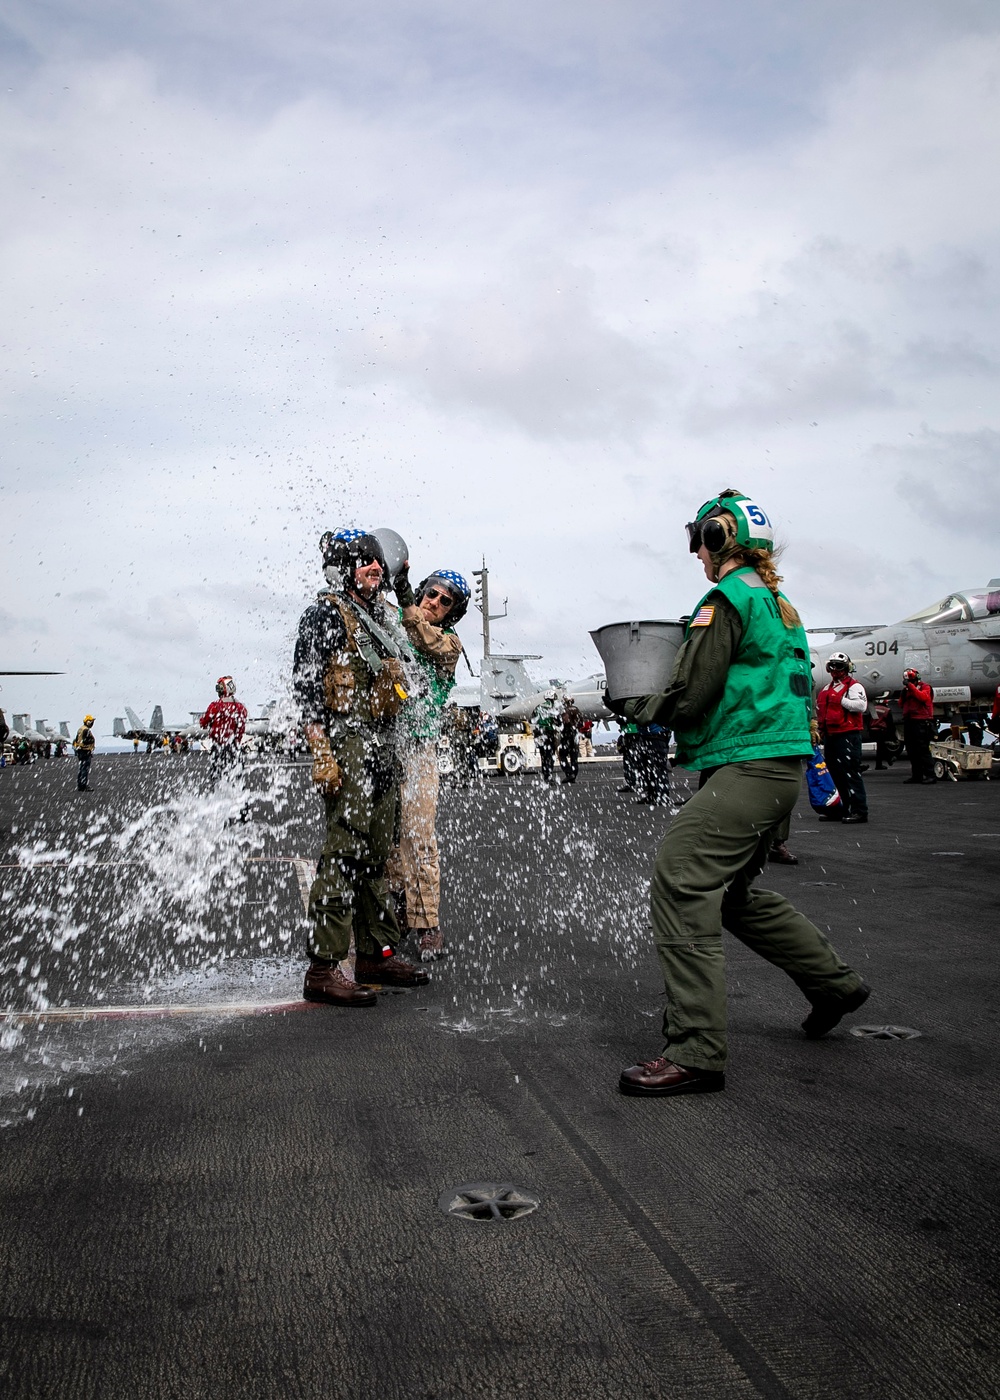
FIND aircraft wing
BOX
[805,626,886,637]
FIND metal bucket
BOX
[372,528,409,578]
[589,620,686,702]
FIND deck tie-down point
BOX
[438,1182,540,1222]
[851,1024,922,1040]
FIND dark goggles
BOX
[686,515,728,553]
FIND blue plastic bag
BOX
[806,747,842,812]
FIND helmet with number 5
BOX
[686,488,775,556]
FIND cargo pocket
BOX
[324,660,356,714]
[369,658,408,721]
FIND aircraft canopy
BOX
[901,587,1000,626]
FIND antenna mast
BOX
[472,560,507,659]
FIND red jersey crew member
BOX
[199,676,248,766]
[816,654,869,823]
[899,668,937,784]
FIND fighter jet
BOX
[494,672,613,724]
[11,715,55,748]
[113,705,205,746]
[33,720,74,747]
[808,580,1000,712]
[450,656,612,724]
[245,701,279,738]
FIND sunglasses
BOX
[424,587,455,604]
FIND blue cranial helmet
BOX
[416,569,471,623]
[319,528,385,591]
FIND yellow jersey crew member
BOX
[388,564,468,960]
[73,715,96,791]
[608,491,870,1096]
[293,529,430,1007]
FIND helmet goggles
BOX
[686,514,730,555]
[686,491,775,554]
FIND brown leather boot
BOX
[418,928,446,962]
[354,952,430,986]
[303,961,378,1007]
[619,1057,725,1096]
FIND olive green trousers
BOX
[307,732,402,961]
[651,757,863,1072]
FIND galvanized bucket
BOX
[589,620,686,702]
[372,528,409,578]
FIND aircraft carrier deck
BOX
[0,754,997,1399]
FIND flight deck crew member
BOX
[533,693,559,781]
[293,529,430,1007]
[870,694,897,769]
[558,698,583,783]
[987,685,1000,737]
[899,668,937,784]
[816,653,869,823]
[199,676,248,770]
[73,715,96,791]
[609,490,870,1097]
[388,563,469,961]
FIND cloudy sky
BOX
[3,0,999,735]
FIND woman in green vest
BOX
[612,490,871,1096]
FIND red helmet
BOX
[902,668,921,684]
[216,675,236,698]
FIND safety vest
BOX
[816,680,864,733]
[900,681,934,721]
[673,568,814,771]
[320,594,411,727]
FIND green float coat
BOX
[674,567,813,770]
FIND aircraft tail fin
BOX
[481,656,538,708]
[59,722,71,738]
[12,714,28,734]
[124,705,143,731]
[113,718,126,737]
[150,705,164,731]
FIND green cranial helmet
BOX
[686,489,775,556]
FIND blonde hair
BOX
[738,546,802,629]
[710,504,802,628]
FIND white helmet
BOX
[826,652,853,674]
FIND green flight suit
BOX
[625,568,864,1072]
[293,591,410,963]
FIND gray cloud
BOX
[890,427,1000,542]
[3,10,1000,727]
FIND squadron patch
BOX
[690,605,715,627]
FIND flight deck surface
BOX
[0,756,997,1398]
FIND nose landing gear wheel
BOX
[500,747,523,775]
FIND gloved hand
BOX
[305,729,342,796]
[393,564,416,609]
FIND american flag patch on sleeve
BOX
[690,605,715,627]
